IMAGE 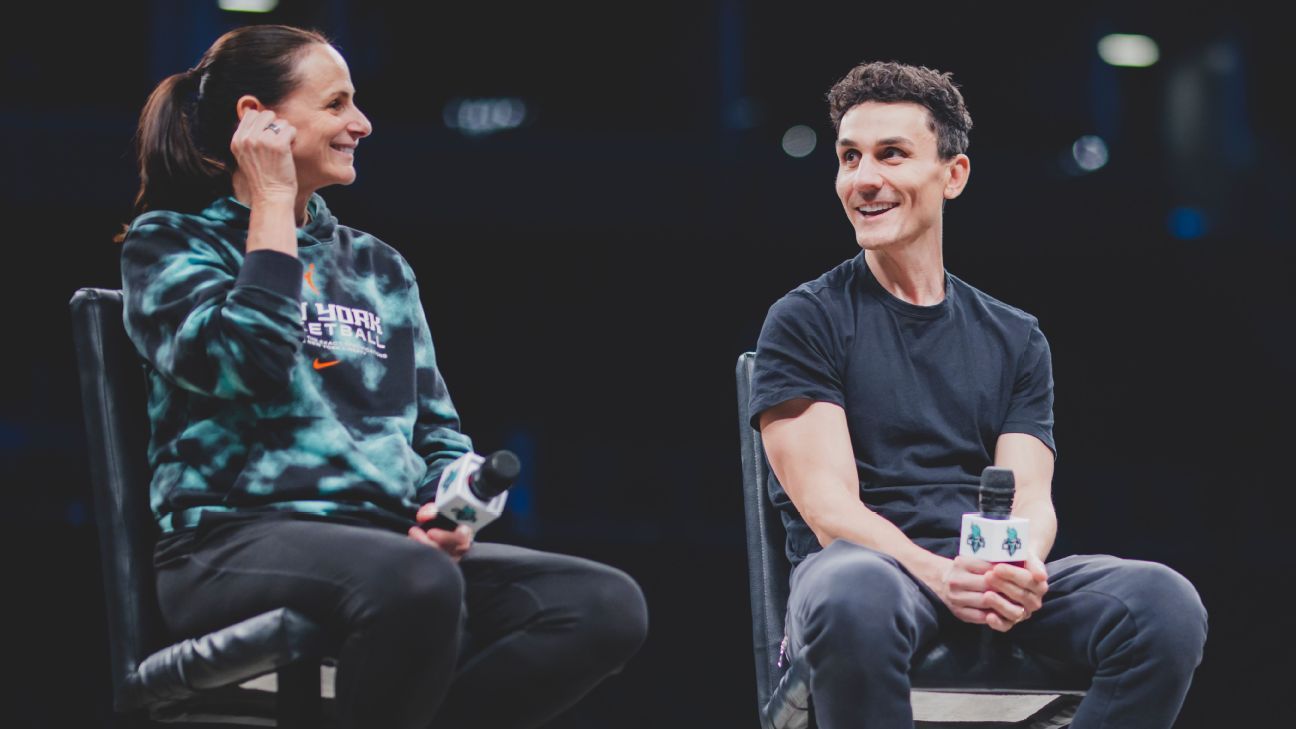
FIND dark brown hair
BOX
[118,25,329,240]
[826,61,973,160]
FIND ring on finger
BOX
[264,121,282,134]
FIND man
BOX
[750,61,1206,728]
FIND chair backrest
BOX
[70,287,165,711]
[735,351,790,715]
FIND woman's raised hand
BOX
[230,108,297,205]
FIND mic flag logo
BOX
[1002,527,1022,557]
[967,523,986,553]
[450,506,478,524]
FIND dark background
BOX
[3,1,1292,726]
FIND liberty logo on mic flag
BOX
[960,513,1029,562]
[1003,527,1022,557]
[451,506,478,524]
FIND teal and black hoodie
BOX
[121,194,472,532]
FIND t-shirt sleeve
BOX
[1000,322,1056,457]
[749,291,844,430]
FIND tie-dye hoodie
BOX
[121,194,472,532]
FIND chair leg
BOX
[276,661,322,729]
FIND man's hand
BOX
[985,553,1049,626]
[938,555,1043,632]
[407,502,473,562]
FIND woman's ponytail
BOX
[117,25,328,242]
[115,69,226,241]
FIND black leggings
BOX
[154,514,648,729]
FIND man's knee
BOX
[798,541,915,641]
[1119,561,1208,672]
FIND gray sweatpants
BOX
[786,540,1207,728]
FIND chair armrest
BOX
[126,608,327,709]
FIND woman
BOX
[120,25,646,729]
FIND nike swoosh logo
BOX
[313,358,341,370]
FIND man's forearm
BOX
[1012,496,1057,561]
[810,497,950,590]
[993,433,1057,561]
[760,400,951,591]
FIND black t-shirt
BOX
[750,253,1055,565]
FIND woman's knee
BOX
[565,563,648,665]
[355,547,465,631]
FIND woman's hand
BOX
[407,501,473,562]
[230,109,298,206]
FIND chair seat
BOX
[149,680,339,727]
[911,630,1090,693]
[766,634,1089,729]
[127,608,330,713]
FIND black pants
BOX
[154,514,649,729]
[786,540,1208,729]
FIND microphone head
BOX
[979,466,1015,519]
[470,450,521,500]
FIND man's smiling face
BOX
[834,101,968,253]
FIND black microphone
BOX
[468,450,521,501]
[428,450,520,531]
[960,466,1030,563]
[978,466,1015,519]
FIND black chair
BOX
[71,287,336,727]
[735,352,1089,729]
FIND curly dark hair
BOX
[826,61,973,160]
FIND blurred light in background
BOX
[218,0,279,13]
[66,500,89,528]
[1168,206,1208,240]
[1071,135,1110,172]
[1164,38,1254,239]
[725,98,759,131]
[1098,34,1160,67]
[0,420,30,450]
[781,125,817,158]
[443,98,528,137]
[503,429,539,538]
